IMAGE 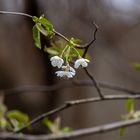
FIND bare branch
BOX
[82,22,98,57]
[2,118,140,140]
[0,11,33,18]
[14,94,140,133]
[84,68,105,99]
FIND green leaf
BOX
[39,16,53,31]
[132,63,140,71]
[61,127,72,133]
[38,16,54,37]
[0,103,7,118]
[43,118,55,133]
[119,127,125,136]
[35,23,48,36]
[0,117,7,129]
[44,46,62,56]
[7,110,29,124]
[32,16,39,22]
[70,37,82,45]
[7,110,29,131]
[32,25,41,49]
[125,99,134,113]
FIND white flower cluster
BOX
[50,56,90,78]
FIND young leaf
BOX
[32,16,39,23]
[32,25,41,49]
[0,117,7,129]
[61,127,72,133]
[119,127,125,136]
[43,118,56,133]
[39,16,54,31]
[44,47,60,55]
[7,110,29,124]
[36,23,48,36]
[70,37,82,45]
[38,16,54,37]
[7,110,29,131]
[125,98,134,113]
[132,63,140,71]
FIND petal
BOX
[81,61,88,67]
[51,61,57,67]
[66,72,73,78]
[69,66,76,73]
[55,71,64,77]
[85,59,90,62]
[74,60,80,69]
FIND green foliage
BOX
[44,46,62,56]
[43,117,72,134]
[0,102,29,132]
[32,25,41,49]
[35,23,48,36]
[120,99,140,136]
[7,110,29,131]
[38,16,54,37]
[61,127,73,133]
[32,16,55,49]
[119,127,125,136]
[69,37,82,46]
[0,103,7,129]
[125,98,134,113]
[32,16,91,68]
[132,63,140,71]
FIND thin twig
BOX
[84,68,104,99]
[82,22,98,57]
[14,94,140,133]
[0,10,98,51]
[2,118,140,140]
[0,11,33,18]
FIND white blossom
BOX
[50,56,64,68]
[74,58,90,69]
[55,65,76,78]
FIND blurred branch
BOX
[14,94,140,133]
[2,80,140,96]
[2,118,140,140]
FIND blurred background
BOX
[0,0,140,139]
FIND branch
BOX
[2,80,140,96]
[2,118,140,140]
[0,10,98,53]
[82,22,98,57]
[84,68,105,99]
[0,11,32,18]
[14,94,140,133]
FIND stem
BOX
[60,45,69,58]
[0,11,33,18]
[84,68,104,99]
[71,46,81,58]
